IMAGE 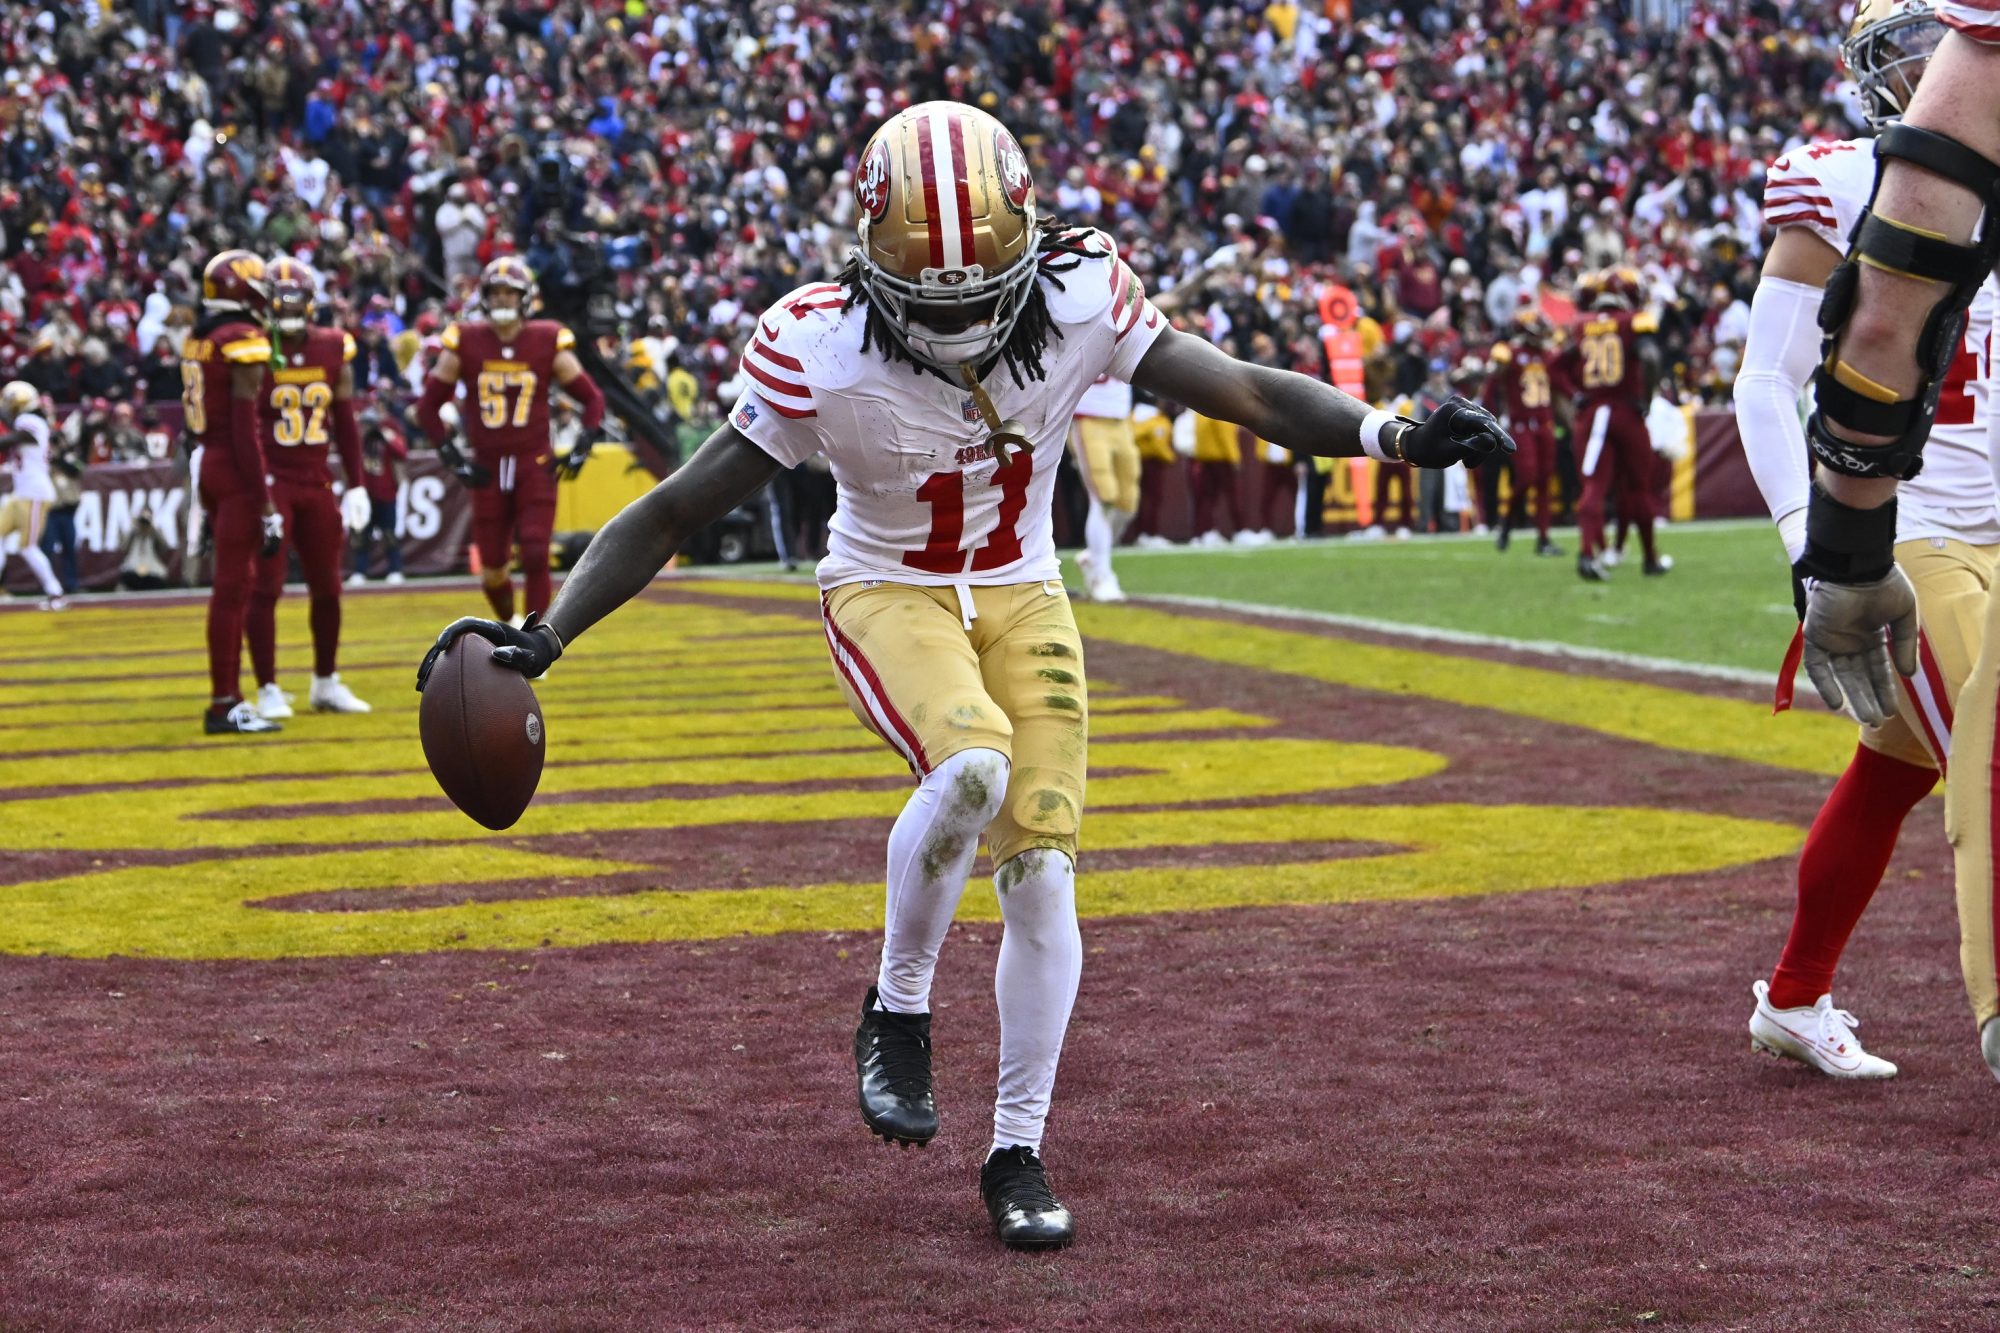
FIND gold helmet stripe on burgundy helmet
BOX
[202,249,271,313]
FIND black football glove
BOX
[1399,396,1516,469]
[551,438,594,479]
[260,507,286,558]
[438,437,492,488]
[416,613,563,693]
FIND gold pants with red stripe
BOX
[821,579,1087,866]
[1916,538,2000,1028]
[1866,539,1997,773]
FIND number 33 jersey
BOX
[1765,136,2000,543]
[259,327,356,485]
[441,319,576,458]
[731,230,1167,589]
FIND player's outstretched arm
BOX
[1130,325,1513,467]
[417,424,780,688]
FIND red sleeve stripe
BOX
[797,282,842,300]
[1763,190,1833,208]
[743,357,813,404]
[754,391,816,420]
[1113,296,1146,343]
[1765,210,1838,231]
[1110,259,1134,323]
[749,339,804,372]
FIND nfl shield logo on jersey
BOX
[734,402,760,431]
[961,396,981,424]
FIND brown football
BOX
[418,632,546,830]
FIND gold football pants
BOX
[821,579,1087,866]
[1926,538,2000,1029]
[1071,415,1141,513]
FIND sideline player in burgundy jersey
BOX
[185,249,283,735]
[415,257,605,621]
[1483,299,1564,556]
[246,257,371,720]
[418,100,1510,1248]
[1561,268,1665,582]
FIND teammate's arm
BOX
[1736,227,1842,563]
[330,363,365,491]
[1130,324,1513,467]
[413,346,487,485]
[552,347,607,474]
[417,425,781,685]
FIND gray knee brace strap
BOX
[1807,123,2000,480]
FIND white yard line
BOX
[1136,592,1777,686]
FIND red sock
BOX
[1767,744,1937,1009]
[483,578,515,621]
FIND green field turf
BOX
[1054,520,1795,674]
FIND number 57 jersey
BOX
[1765,135,2000,544]
[730,232,1167,589]
[441,319,576,460]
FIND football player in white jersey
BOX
[419,101,1511,1249]
[1069,374,1139,601]
[1736,0,1992,1077]
[0,381,68,610]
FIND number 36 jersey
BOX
[730,230,1167,589]
[259,327,356,485]
[1764,135,1999,543]
[441,319,576,458]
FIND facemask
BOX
[907,319,1000,367]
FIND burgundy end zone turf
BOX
[419,633,544,830]
[8,591,2000,1329]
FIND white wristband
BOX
[1360,409,1400,463]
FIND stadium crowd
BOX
[0,0,1852,569]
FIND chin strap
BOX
[960,365,1030,467]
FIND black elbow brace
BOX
[1807,123,2000,480]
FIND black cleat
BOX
[1576,554,1609,583]
[1535,536,1563,557]
[981,1146,1074,1251]
[1495,526,1511,553]
[1643,556,1673,577]
[204,701,282,735]
[854,985,937,1146]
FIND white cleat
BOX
[1094,567,1128,602]
[1601,548,1624,569]
[1982,1017,2000,1084]
[1748,980,1897,1079]
[384,571,405,585]
[39,595,66,611]
[256,682,296,720]
[346,571,368,588]
[310,673,372,714]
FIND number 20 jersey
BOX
[1764,136,2000,544]
[440,319,575,458]
[730,231,1167,589]
[259,327,356,485]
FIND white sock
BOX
[19,544,62,598]
[990,848,1083,1154]
[1108,506,1134,544]
[876,747,1010,1013]
[1083,498,1113,573]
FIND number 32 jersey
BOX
[441,319,576,458]
[731,231,1167,589]
[1765,136,1999,544]
[259,327,356,485]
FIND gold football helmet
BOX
[1845,0,1944,128]
[0,381,38,422]
[852,100,1040,371]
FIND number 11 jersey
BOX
[730,229,1167,589]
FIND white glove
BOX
[342,485,372,533]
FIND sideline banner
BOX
[4,455,473,593]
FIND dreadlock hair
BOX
[838,217,1105,385]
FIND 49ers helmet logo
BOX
[857,138,892,223]
[995,130,1032,216]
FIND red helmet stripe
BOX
[917,114,946,269]
[946,113,974,268]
